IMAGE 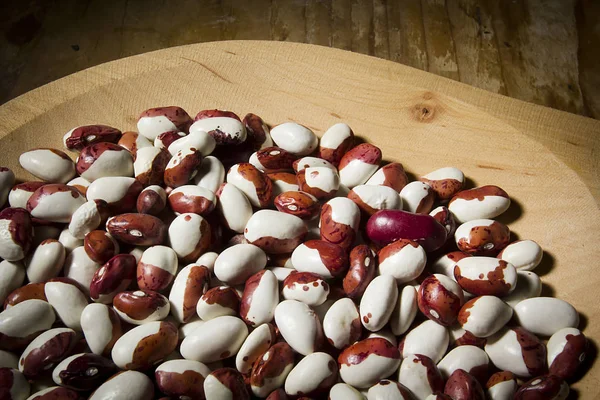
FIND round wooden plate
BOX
[1,41,599,396]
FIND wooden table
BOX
[1,0,599,119]
[1,41,599,397]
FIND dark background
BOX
[1,0,598,119]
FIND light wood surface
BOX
[1,0,598,119]
[0,41,599,397]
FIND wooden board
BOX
[0,41,599,396]
[1,0,598,120]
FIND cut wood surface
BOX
[0,41,599,396]
[0,0,598,120]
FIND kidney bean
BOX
[274,190,320,220]
[338,143,381,188]
[90,254,136,304]
[137,106,193,140]
[118,131,153,160]
[191,109,246,145]
[168,129,216,157]
[399,320,449,363]
[366,209,447,252]
[227,163,273,208]
[213,243,266,285]
[329,383,364,400]
[63,124,122,152]
[484,326,547,378]
[438,345,490,384]
[240,270,279,327]
[386,286,416,336]
[111,321,178,369]
[26,184,86,223]
[486,371,517,400]
[155,359,210,399]
[514,375,569,400]
[63,246,101,295]
[0,367,30,399]
[204,368,250,399]
[547,327,588,380]
[454,257,517,297]
[168,213,211,262]
[244,209,307,254]
[196,286,240,320]
[319,197,360,250]
[58,229,82,254]
[0,261,25,305]
[18,327,77,378]
[235,323,277,374]
[0,208,33,262]
[215,182,253,233]
[4,282,47,309]
[19,148,76,184]
[497,239,543,271]
[282,271,329,306]
[9,182,46,209]
[285,352,338,397]
[250,342,295,397]
[270,122,318,156]
[317,123,354,166]
[513,297,579,337]
[113,290,170,325]
[444,369,485,400]
[51,353,117,391]
[81,304,122,356]
[0,300,55,352]
[418,274,464,326]
[378,239,426,283]
[249,146,296,173]
[136,245,178,291]
[275,300,323,355]
[456,296,512,339]
[82,231,117,265]
[45,280,88,331]
[343,245,377,299]
[365,163,408,193]
[455,219,510,256]
[503,271,542,308]
[338,337,400,388]
[243,113,273,150]
[398,354,446,399]
[322,298,361,349]
[164,147,203,188]
[296,166,340,200]
[359,275,398,332]
[180,315,248,363]
[154,130,187,150]
[76,142,134,182]
[448,185,510,223]
[419,167,465,200]
[133,146,170,186]
[90,370,154,400]
[291,240,348,279]
[136,185,166,215]
[106,213,166,245]
[86,176,143,214]
[267,171,300,196]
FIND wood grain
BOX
[0,42,598,397]
[0,0,597,120]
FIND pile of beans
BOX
[0,106,589,400]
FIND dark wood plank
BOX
[576,0,600,119]
[386,0,428,70]
[306,0,332,46]
[421,0,460,80]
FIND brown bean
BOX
[64,125,122,152]
[106,213,166,246]
[90,254,137,303]
[343,245,377,299]
[243,113,272,150]
[252,146,296,172]
[418,274,464,326]
[443,369,485,400]
[84,230,118,265]
[4,283,47,309]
